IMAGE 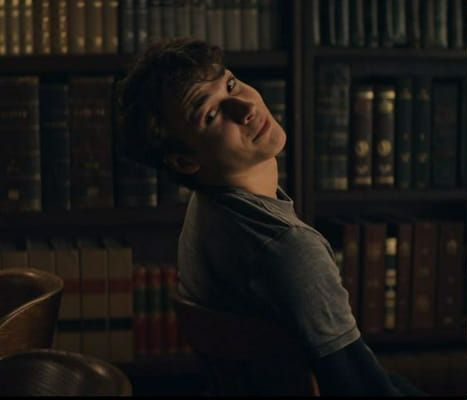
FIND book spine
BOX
[0,77,41,212]
[103,0,119,53]
[161,0,175,37]
[242,0,259,50]
[342,223,360,321]
[436,222,464,333]
[190,0,207,41]
[395,223,412,333]
[350,0,364,47]
[258,0,279,49]
[335,0,349,47]
[350,85,373,189]
[6,0,21,55]
[360,222,387,335]
[422,0,435,47]
[174,0,190,37]
[392,0,407,47]
[135,0,148,53]
[20,0,34,54]
[384,237,397,330]
[315,64,351,190]
[364,0,378,47]
[449,0,463,48]
[395,77,413,189]
[166,265,179,353]
[39,84,71,210]
[206,0,224,48]
[407,0,421,47]
[461,78,467,187]
[119,0,135,54]
[322,0,336,46]
[373,85,396,188]
[413,77,432,189]
[86,0,104,53]
[379,0,394,48]
[411,221,438,331]
[51,0,68,54]
[133,265,148,357]
[431,81,459,188]
[433,0,448,47]
[67,0,86,54]
[148,0,163,45]
[0,0,5,54]
[224,0,242,51]
[147,265,163,355]
[34,0,51,54]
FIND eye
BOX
[205,109,218,125]
[227,76,236,93]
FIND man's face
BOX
[164,67,287,183]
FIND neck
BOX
[198,158,278,199]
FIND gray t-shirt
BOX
[177,185,360,359]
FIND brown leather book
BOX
[67,0,86,53]
[50,0,68,54]
[411,221,438,331]
[85,0,103,53]
[33,0,51,53]
[395,222,413,333]
[6,0,21,55]
[103,0,118,53]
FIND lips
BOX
[253,118,270,142]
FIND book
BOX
[421,0,435,48]
[20,0,34,54]
[6,0,21,55]
[411,221,438,331]
[76,237,109,359]
[335,0,349,47]
[373,85,395,188]
[315,63,351,190]
[364,0,378,47]
[242,0,259,51]
[50,0,68,54]
[392,0,407,47]
[119,0,135,54]
[224,0,242,51]
[433,0,448,48]
[461,78,467,187]
[413,77,432,189]
[379,0,394,48]
[102,237,134,362]
[51,237,82,353]
[33,0,51,54]
[350,0,364,47]
[350,84,373,189]
[259,0,280,49]
[161,0,175,38]
[431,81,459,188]
[148,0,163,46]
[436,221,464,334]
[360,221,386,335]
[135,0,148,53]
[395,77,413,189]
[26,238,55,273]
[165,264,179,353]
[0,76,41,212]
[67,0,85,54]
[206,0,224,48]
[103,0,119,53]
[407,0,421,47]
[0,0,6,54]
[321,0,336,46]
[449,0,463,48]
[69,76,114,209]
[85,0,104,53]
[384,236,397,330]
[174,0,190,38]
[147,264,163,355]
[190,0,207,41]
[133,264,148,357]
[39,83,71,210]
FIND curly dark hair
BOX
[116,38,225,189]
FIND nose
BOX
[222,97,256,125]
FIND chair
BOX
[0,349,132,396]
[0,268,63,357]
[173,292,320,396]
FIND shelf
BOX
[314,189,467,204]
[0,51,288,75]
[311,47,467,61]
[0,203,187,229]
[117,353,202,378]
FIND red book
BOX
[133,265,147,357]
[147,265,162,355]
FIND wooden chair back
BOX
[173,292,320,396]
[0,268,63,357]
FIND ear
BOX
[164,153,201,175]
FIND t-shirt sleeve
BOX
[252,225,361,359]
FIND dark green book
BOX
[392,0,407,47]
[431,81,459,188]
[321,0,337,46]
[315,64,351,190]
[413,77,432,189]
[335,0,349,47]
[460,78,467,187]
[407,0,421,47]
[350,0,365,47]
[119,0,135,54]
[373,86,396,188]
[421,0,435,48]
[364,0,378,47]
[135,0,148,53]
[433,0,448,48]
[395,77,413,189]
[350,84,373,189]
[0,76,41,212]
[40,83,71,210]
[449,0,463,48]
[379,0,394,48]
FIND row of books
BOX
[307,0,466,49]
[315,64,467,191]
[0,75,287,213]
[0,237,191,361]
[318,218,465,336]
[0,0,282,56]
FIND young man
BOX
[117,38,424,396]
